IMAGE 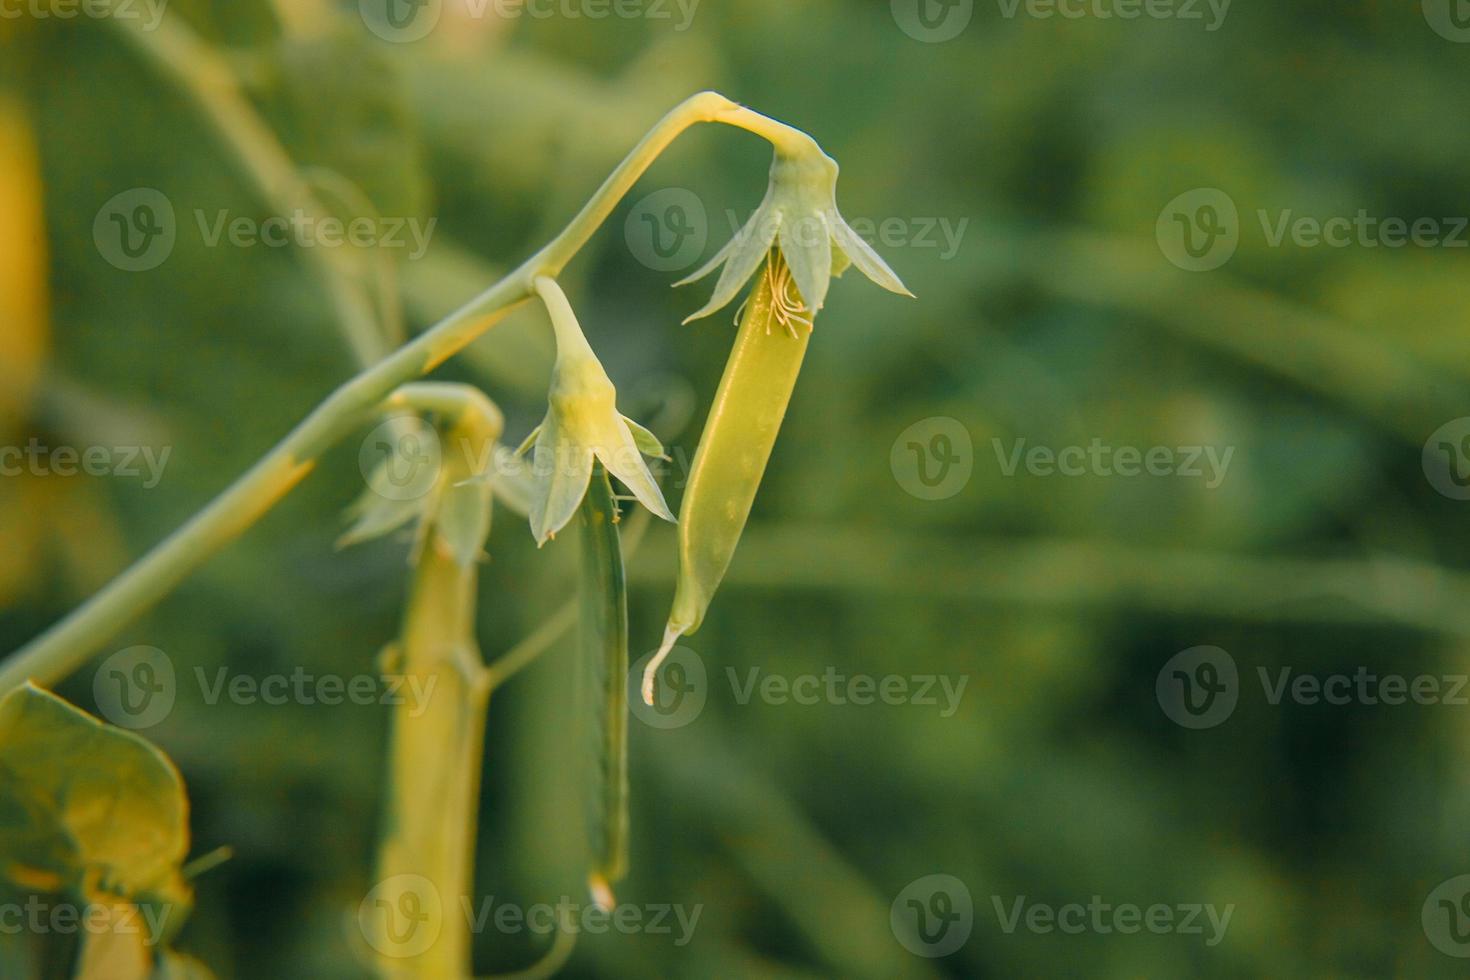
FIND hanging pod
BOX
[643,252,814,703]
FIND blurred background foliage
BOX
[4,0,1470,976]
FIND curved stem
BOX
[530,92,822,276]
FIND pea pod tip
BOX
[642,624,686,705]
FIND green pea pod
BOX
[644,253,811,703]
[579,466,629,909]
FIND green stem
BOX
[0,89,828,693]
[372,525,491,980]
[529,92,820,275]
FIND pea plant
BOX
[0,13,909,980]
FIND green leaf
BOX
[0,686,190,911]
[578,467,629,902]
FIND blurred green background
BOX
[6,0,1470,976]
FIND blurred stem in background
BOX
[106,8,393,365]
[369,386,497,980]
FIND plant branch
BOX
[1,87,833,693]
